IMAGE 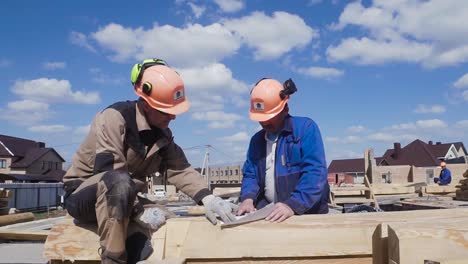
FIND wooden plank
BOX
[387,219,468,264]
[424,185,456,194]
[164,209,468,260]
[334,198,375,204]
[424,258,468,264]
[0,212,34,227]
[0,230,48,241]
[0,190,12,198]
[44,218,101,261]
[186,206,205,215]
[372,186,415,195]
[147,225,167,262]
[372,224,387,264]
[331,190,365,196]
[185,257,372,263]
[212,187,241,198]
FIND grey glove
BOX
[202,195,239,225]
[134,207,167,231]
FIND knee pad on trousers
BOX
[101,170,137,220]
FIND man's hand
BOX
[237,198,256,216]
[134,207,168,231]
[265,202,294,223]
[202,195,238,225]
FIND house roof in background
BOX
[10,148,65,168]
[328,158,364,173]
[0,134,42,157]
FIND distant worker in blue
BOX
[238,78,330,223]
[434,161,452,186]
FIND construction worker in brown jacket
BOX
[63,59,238,264]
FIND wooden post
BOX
[0,212,35,227]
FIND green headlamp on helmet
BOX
[130,58,167,85]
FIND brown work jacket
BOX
[63,100,210,203]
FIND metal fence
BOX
[0,183,64,212]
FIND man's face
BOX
[259,111,286,134]
[143,102,176,129]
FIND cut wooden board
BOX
[424,259,468,264]
[0,212,34,227]
[185,257,372,264]
[372,208,468,264]
[44,218,101,262]
[0,230,48,241]
[423,185,457,194]
[333,197,375,204]
[165,209,468,260]
[387,219,468,264]
[372,186,415,195]
[212,187,241,198]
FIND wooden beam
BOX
[387,218,468,264]
[0,230,48,241]
[0,212,34,227]
[185,256,372,263]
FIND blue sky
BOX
[1,0,468,168]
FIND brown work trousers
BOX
[64,170,150,264]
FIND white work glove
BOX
[202,195,238,225]
[134,207,167,231]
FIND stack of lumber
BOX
[0,189,12,215]
[420,185,457,196]
[455,169,468,201]
[373,208,468,264]
[44,208,468,264]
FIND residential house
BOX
[0,134,65,182]
[328,139,468,185]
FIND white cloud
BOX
[11,78,101,104]
[453,73,468,89]
[69,31,96,53]
[328,0,468,67]
[324,135,362,144]
[297,66,344,79]
[415,119,447,128]
[43,61,66,70]
[0,107,52,125]
[191,110,243,129]
[223,11,318,60]
[463,90,468,101]
[188,2,205,18]
[308,0,323,6]
[217,131,250,142]
[325,137,340,143]
[28,125,71,133]
[7,100,49,111]
[367,132,400,142]
[74,125,91,135]
[347,125,366,133]
[327,37,432,65]
[179,63,248,93]
[214,0,244,13]
[414,104,446,114]
[455,120,468,128]
[389,119,448,130]
[92,23,240,67]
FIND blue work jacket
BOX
[439,168,452,185]
[240,115,330,214]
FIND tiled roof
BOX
[328,158,364,173]
[0,134,40,157]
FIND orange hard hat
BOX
[134,65,190,115]
[250,78,289,122]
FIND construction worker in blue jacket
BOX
[434,161,452,185]
[238,78,330,222]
